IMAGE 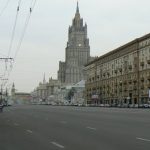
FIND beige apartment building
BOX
[85,33,150,106]
[32,77,60,102]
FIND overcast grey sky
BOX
[0,0,150,92]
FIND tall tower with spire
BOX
[58,2,90,85]
[11,83,16,96]
[43,73,46,84]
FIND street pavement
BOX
[0,105,150,150]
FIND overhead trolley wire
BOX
[14,0,37,60]
[1,0,22,87]
[0,0,10,17]
[3,0,37,89]
[1,0,22,86]
[7,0,22,57]
[0,51,7,57]
[2,60,13,87]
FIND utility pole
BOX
[0,57,13,104]
[0,84,2,104]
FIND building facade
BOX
[55,80,85,105]
[32,76,60,103]
[58,2,91,85]
[11,83,31,104]
[85,33,150,106]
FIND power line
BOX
[0,0,10,17]
[0,51,7,57]
[3,0,37,89]
[0,58,13,87]
[14,0,37,60]
[7,0,22,57]
[1,0,22,86]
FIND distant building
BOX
[55,80,85,105]
[35,75,47,101]
[32,2,96,104]
[47,77,60,96]
[11,83,31,104]
[85,33,150,107]
[32,75,60,103]
[71,80,85,105]
[58,2,93,85]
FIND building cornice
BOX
[85,33,150,67]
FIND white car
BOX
[143,104,149,108]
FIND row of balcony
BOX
[88,75,150,83]
[87,83,150,92]
[87,60,150,83]
[140,60,150,66]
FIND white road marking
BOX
[86,126,97,130]
[60,121,67,124]
[136,137,150,142]
[26,130,33,134]
[51,141,65,149]
[14,123,19,126]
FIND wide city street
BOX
[0,105,150,150]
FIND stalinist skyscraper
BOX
[58,2,91,85]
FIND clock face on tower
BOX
[78,44,82,47]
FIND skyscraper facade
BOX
[58,2,91,85]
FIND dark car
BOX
[0,104,4,112]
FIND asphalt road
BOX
[0,105,150,150]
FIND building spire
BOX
[43,73,46,84]
[76,1,79,13]
[12,82,15,88]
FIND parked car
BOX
[110,103,117,107]
[117,104,122,108]
[99,104,104,107]
[7,99,14,106]
[129,104,134,108]
[78,104,83,106]
[143,104,149,108]
[104,104,110,107]
[134,104,139,108]
[121,104,129,108]
[0,104,4,112]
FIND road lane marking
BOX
[86,126,97,130]
[26,130,33,134]
[14,123,19,126]
[60,121,67,124]
[51,141,65,149]
[136,137,150,142]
